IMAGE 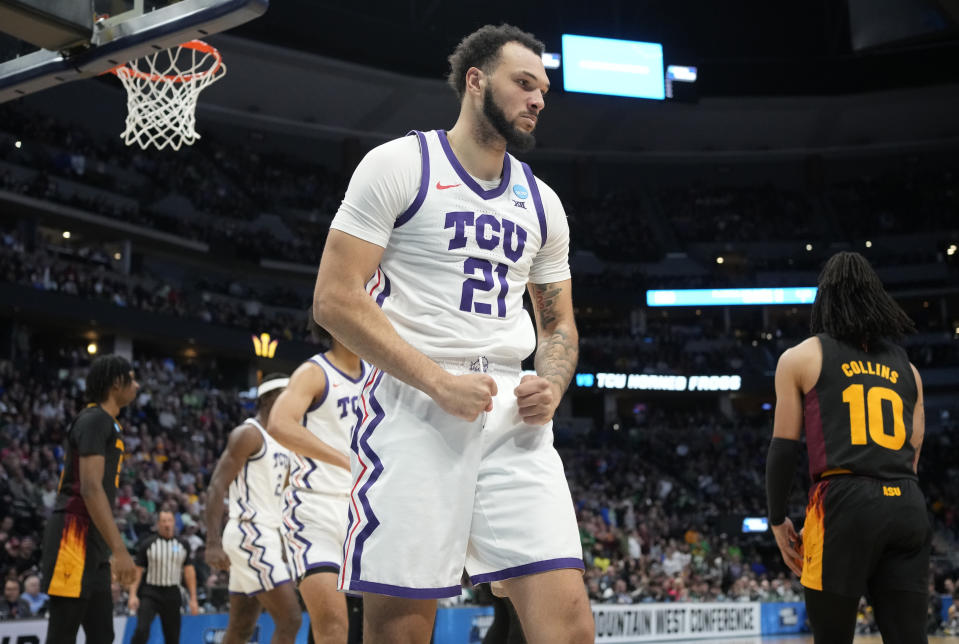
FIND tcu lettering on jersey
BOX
[367,129,560,363]
[444,211,528,318]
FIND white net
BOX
[112,40,226,151]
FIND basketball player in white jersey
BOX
[313,24,592,644]
[204,373,302,644]
[267,318,363,643]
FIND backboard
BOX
[0,0,267,103]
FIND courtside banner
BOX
[0,616,127,643]
[593,602,761,642]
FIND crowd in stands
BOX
[826,163,959,240]
[0,108,332,266]
[2,105,957,280]
[653,184,817,244]
[0,228,307,344]
[0,347,957,625]
[578,315,751,374]
[4,222,957,384]
[566,192,663,262]
[0,350,246,617]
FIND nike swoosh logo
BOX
[436,181,461,190]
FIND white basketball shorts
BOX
[222,518,292,595]
[282,486,350,581]
[339,360,583,598]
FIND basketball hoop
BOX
[109,40,226,151]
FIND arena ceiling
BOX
[231,0,959,96]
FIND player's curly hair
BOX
[447,24,544,100]
[85,355,133,404]
[810,251,915,348]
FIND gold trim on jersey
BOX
[819,468,852,479]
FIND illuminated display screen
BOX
[561,34,665,100]
[742,517,769,533]
[575,373,742,392]
[646,287,817,307]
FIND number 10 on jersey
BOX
[842,384,906,450]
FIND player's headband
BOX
[257,378,289,398]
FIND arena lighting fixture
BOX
[14,140,20,148]
[716,256,724,264]
[113,252,122,260]
[865,240,872,248]
[251,332,278,358]
[947,244,957,256]
[62,230,71,239]
[805,243,813,251]
[86,342,98,355]
[541,52,560,69]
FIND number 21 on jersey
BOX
[445,211,527,319]
[841,384,906,450]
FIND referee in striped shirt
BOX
[128,509,199,644]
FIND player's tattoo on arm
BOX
[535,327,578,395]
[532,283,562,328]
[531,283,578,395]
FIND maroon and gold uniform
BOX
[41,405,125,598]
[800,334,929,596]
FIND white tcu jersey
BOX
[228,417,290,528]
[289,354,367,495]
[331,129,571,364]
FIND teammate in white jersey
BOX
[204,373,301,644]
[313,24,592,644]
[268,320,362,644]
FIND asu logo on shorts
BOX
[883,485,902,497]
[47,514,90,598]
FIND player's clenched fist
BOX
[514,375,560,425]
[112,550,137,587]
[434,373,497,420]
[205,543,231,571]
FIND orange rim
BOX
[106,40,223,83]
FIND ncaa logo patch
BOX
[512,184,529,200]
